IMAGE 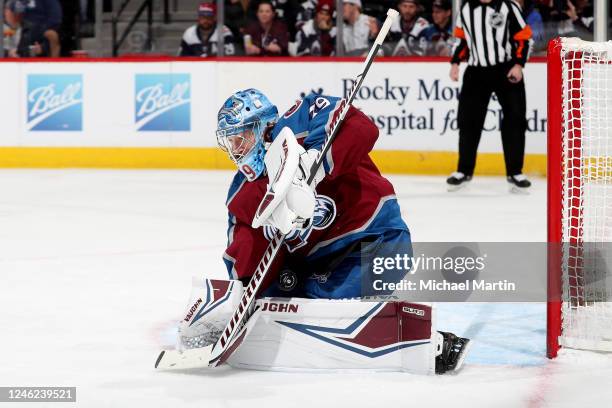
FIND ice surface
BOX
[0,170,611,408]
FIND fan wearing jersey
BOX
[216,89,411,299]
[179,2,235,57]
[386,0,429,56]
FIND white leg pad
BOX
[227,297,437,375]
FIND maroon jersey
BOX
[222,96,408,284]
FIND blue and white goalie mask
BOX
[216,89,278,181]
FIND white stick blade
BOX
[154,346,213,370]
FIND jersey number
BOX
[309,97,330,119]
[241,164,257,181]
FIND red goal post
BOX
[547,37,612,358]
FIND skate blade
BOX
[509,185,530,195]
[452,339,472,373]
[447,182,470,192]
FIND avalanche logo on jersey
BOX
[27,74,83,131]
[134,74,191,131]
[264,194,337,252]
[276,302,429,358]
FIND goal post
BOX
[547,37,612,358]
[547,37,563,359]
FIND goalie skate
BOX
[435,331,471,374]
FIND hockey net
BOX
[547,38,612,358]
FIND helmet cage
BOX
[216,88,278,181]
[216,120,262,165]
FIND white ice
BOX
[1,170,611,408]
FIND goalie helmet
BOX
[216,89,278,181]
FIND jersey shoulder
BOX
[182,25,200,44]
[415,17,430,33]
[273,98,311,138]
[421,23,447,38]
[300,19,316,36]
[273,93,341,139]
[220,25,235,40]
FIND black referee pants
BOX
[456,62,527,177]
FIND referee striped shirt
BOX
[451,0,532,67]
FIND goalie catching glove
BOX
[251,127,325,235]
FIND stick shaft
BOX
[307,8,399,185]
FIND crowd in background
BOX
[1,0,600,58]
[180,0,598,58]
[2,0,98,58]
[180,0,457,57]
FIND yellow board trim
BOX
[0,147,547,176]
[0,147,235,169]
[369,151,547,176]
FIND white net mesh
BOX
[560,38,612,352]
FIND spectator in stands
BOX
[179,2,236,57]
[243,0,290,56]
[3,1,21,57]
[422,0,452,56]
[563,0,594,36]
[225,0,251,39]
[59,0,78,56]
[267,0,301,38]
[295,0,318,31]
[515,0,545,53]
[386,0,429,56]
[295,0,335,56]
[362,0,398,24]
[227,0,301,39]
[342,0,379,56]
[12,0,62,57]
[538,0,593,41]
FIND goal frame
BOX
[547,37,563,359]
[547,37,612,358]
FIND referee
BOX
[447,0,533,192]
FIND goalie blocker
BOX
[175,278,470,374]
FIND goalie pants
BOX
[456,62,527,177]
[264,227,412,299]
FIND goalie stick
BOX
[155,8,400,370]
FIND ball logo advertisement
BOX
[26,74,83,131]
[0,61,547,154]
[134,74,191,131]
